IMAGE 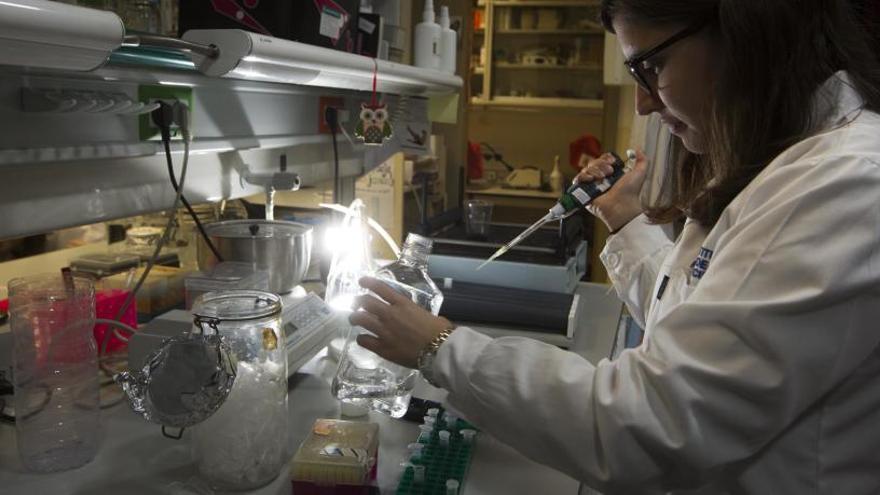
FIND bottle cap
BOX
[440,6,451,28]
[423,0,435,22]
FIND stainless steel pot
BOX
[197,220,313,294]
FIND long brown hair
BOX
[601,0,880,227]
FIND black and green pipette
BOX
[477,150,636,270]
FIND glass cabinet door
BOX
[471,0,605,108]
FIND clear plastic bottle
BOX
[374,233,443,315]
[9,274,99,473]
[332,233,443,418]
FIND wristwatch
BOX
[417,326,456,387]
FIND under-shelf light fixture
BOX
[0,0,125,72]
[182,29,462,96]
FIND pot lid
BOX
[205,220,312,239]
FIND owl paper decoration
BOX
[354,103,393,145]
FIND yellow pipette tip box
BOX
[291,418,380,494]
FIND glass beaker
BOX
[8,273,99,473]
[190,290,288,491]
[465,199,494,240]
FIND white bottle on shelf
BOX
[550,155,564,193]
[439,6,457,74]
[414,0,441,70]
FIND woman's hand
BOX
[349,277,453,369]
[575,150,649,232]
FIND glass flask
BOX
[190,290,289,491]
[9,274,99,473]
[332,233,444,418]
[324,200,375,312]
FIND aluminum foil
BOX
[116,333,236,428]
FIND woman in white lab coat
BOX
[350,1,880,493]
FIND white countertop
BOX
[0,353,579,495]
[0,283,621,494]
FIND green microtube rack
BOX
[395,411,478,495]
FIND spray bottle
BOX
[439,6,457,74]
[414,0,441,70]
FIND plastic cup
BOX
[8,273,99,473]
[465,200,493,239]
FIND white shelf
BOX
[183,30,463,97]
[471,96,603,110]
[0,62,433,239]
[495,62,602,71]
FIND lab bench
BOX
[0,282,622,494]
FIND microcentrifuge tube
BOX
[423,415,436,426]
[413,465,426,484]
[418,424,433,443]
[446,479,461,495]
[426,408,440,417]
[408,442,425,462]
[460,429,477,445]
[444,413,458,430]
[439,430,451,447]
[401,462,414,482]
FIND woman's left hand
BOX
[349,277,453,368]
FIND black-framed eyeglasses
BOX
[624,23,704,94]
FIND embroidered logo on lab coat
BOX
[691,247,714,279]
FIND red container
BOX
[94,289,137,353]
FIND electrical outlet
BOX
[137,85,194,141]
[318,96,346,134]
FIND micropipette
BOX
[477,150,636,270]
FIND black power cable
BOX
[152,103,223,262]
[326,106,341,203]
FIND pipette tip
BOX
[477,248,506,270]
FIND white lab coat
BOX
[433,72,880,494]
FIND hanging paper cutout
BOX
[354,59,393,146]
[355,103,393,145]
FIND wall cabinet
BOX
[470,0,604,110]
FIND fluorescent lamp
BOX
[158,80,197,87]
[0,0,124,71]
[182,29,462,96]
